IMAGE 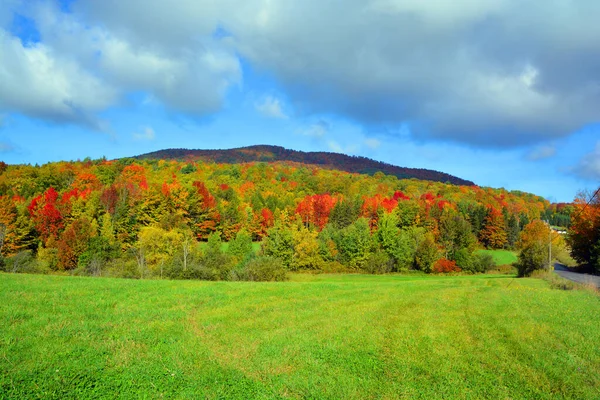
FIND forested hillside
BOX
[0,158,562,279]
[137,145,475,186]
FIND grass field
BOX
[1,273,600,399]
[477,249,519,265]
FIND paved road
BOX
[553,263,600,289]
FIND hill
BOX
[135,145,475,186]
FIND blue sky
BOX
[0,0,599,202]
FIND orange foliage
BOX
[432,258,461,273]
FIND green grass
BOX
[1,273,600,399]
[477,249,518,265]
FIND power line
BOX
[571,186,600,221]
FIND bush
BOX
[516,241,547,277]
[472,253,496,273]
[231,256,287,282]
[104,259,141,279]
[2,251,49,274]
[364,251,393,274]
[432,258,461,273]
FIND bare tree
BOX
[0,223,5,256]
[182,235,191,272]
[132,246,146,279]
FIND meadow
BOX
[476,249,518,266]
[1,272,599,399]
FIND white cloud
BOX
[299,120,329,137]
[0,29,116,128]
[4,0,600,148]
[572,142,600,180]
[527,144,556,161]
[133,126,156,141]
[364,138,381,149]
[0,2,241,126]
[255,96,287,119]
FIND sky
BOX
[0,0,599,202]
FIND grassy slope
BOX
[477,249,519,265]
[1,273,599,399]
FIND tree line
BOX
[0,158,572,280]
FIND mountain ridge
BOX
[135,145,475,186]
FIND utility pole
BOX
[544,220,552,271]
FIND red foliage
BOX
[432,258,461,273]
[436,199,451,211]
[381,197,398,213]
[393,191,410,201]
[421,192,435,202]
[28,187,63,242]
[193,181,216,210]
[296,194,336,230]
[100,186,119,215]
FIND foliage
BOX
[0,157,555,279]
[567,189,600,272]
[230,255,288,281]
[414,233,439,272]
[363,250,393,274]
[516,220,563,277]
[479,207,508,249]
[432,258,461,273]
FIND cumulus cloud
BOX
[225,0,600,147]
[3,0,600,147]
[133,126,156,141]
[572,142,600,180]
[528,144,556,161]
[0,2,241,127]
[255,96,287,119]
[0,29,116,128]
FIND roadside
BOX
[553,263,600,289]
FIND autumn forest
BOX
[0,154,583,280]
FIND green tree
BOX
[262,221,295,268]
[415,233,439,273]
[291,226,324,271]
[439,210,476,261]
[334,218,374,269]
[228,229,254,266]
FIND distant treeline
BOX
[137,144,475,186]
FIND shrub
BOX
[233,256,287,282]
[364,251,393,274]
[432,258,461,273]
[471,253,496,273]
[2,251,49,274]
[516,241,547,277]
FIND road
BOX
[553,263,600,289]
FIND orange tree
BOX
[566,189,600,272]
